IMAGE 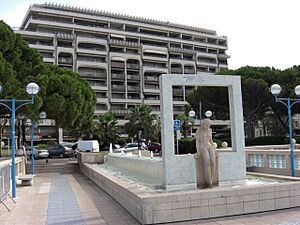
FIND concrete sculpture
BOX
[195,118,218,188]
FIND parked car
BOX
[146,142,161,153]
[116,143,145,152]
[26,147,49,159]
[47,144,72,158]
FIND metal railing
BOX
[0,164,16,211]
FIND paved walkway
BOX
[0,172,300,225]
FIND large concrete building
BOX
[16,3,229,122]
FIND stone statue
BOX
[195,118,218,188]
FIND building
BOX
[13,3,229,140]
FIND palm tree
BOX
[177,113,191,138]
[93,112,119,148]
[125,104,158,141]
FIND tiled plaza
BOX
[0,172,300,225]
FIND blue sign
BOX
[173,120,181,131]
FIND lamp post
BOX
[205,110,213,119]
[188,109,196,136]
[0,82,39,198]
[270,84,300,177]
[26,119,36,175]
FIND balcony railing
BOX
[111,85,125,91]
[173,89,183,95]
[144,76,159,81]
[110,109,131,115]
[127,64,140,70]
[184,69,195,74]
[111,73,125,79]
[171,68,182,73]
[111,62,125,68]
[127,86,140,92]
[58,57,73,64]
[127,75,140,81]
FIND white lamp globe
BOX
[39,111,47,119]
[188,110,195,118]
[26,82,39,95]
[295,85,300,97]
[205,110,212,118]
[270,84,282,96]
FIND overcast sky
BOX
[1,0,299,70]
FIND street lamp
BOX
[0,82,39,198]
[270,83,300,177]
[188,109,196,136]
[205,110,213,118]
[25,119,37,175]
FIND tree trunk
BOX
[245,115,255,138]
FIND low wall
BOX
[78,151,108,165]
[246,148,300,176]
[105,154,163,182]
[80,163,300,224]
[0,157,26,178]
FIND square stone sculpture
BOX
[159,74,246,190]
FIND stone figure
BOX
[195,118,217,188]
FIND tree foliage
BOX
[93,112,119,148]
[125,104,158,141]
[0,21,96,140]
[188,66,300,137]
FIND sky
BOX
[1,0,300,70]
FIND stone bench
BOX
[18,174,35,186]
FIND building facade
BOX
[16,3,229,122]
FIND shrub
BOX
[178,137,196,154]
[245,136,288,146]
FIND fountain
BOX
[79,74,300,225]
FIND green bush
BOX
[178,137,196,154]
[35,143,47,149]
[245,136,288,146]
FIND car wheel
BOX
[59,153,64,158]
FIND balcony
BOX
[127,75,140,81]
[173,89,183,96]
[110,109,131,115]
[58,57,73,64]
[111,61,125,68]
[127,64,140,70]
[184,68,196,74]
[144,76,159,82]
[80,72,106,79]
[127,86,140,92]
[111,73,125,80]
[171,68,182,74]
[111,85,125,92]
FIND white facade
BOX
[15,3,229,119]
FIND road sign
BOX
[174,119,181,127]
[174,120,181,131]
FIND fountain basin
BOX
[104,153,163,183]
[80,162,300,225]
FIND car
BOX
[26,147,49,159]
[116,143,141,152]
[47,144,72,158]
[146,142,161,153]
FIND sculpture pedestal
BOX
[194,153,218,188]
